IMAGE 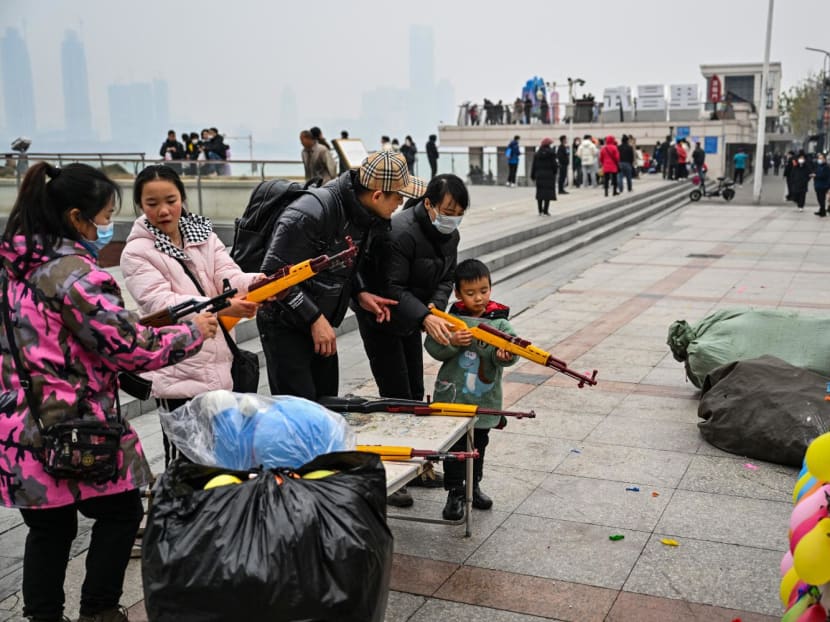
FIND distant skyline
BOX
[0,0,828,157]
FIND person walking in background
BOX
[773,152,782,175]
[692,141,706,184]
[300,129,336,184]
[159,130,184,174]
[426,134,439,179]
[0,162,217,622]
[788,152,810,211]
[513,97,523,124]
[666,140,678,181]
[783,150,796,199]
[599,135,620,197]
[617,135,634,193]
[523,95,532,125]
[121,164,262,466]
[401,136,418,174]
[577,134,598,187]
[505,135,520,187]
[812,152,829,217]
[309,126,331,150]
[572,137,583,188]
[675,139,688,180]
[424,259,518,521]
[381,136,392,152]
[556,135,569,195]
[530,137,558,215]
[733,148,748,186]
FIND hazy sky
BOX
[1,0,828,140]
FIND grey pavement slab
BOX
[678,455,796,501]
[585,416,703,454]
[384,591,427,622]
[624,534,783,616]
[407,599,562,622]
[467,513,650,590]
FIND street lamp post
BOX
[806,46,830,153]
[752,0,774,205]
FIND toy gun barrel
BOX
[139,288,237,327]
[318,396,535,419]
[357,445,480,461]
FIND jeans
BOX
[20,489,143,621]
[618,162,633,192]
[581,163,597,186]
[257,314,339,401]
[356,314,425,400]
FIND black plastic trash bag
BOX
[142,451,393,622]
[698,355,830,466]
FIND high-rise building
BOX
[0,27,36,136]
[409,25,434,93]
[108,80,168,151]
[61,30,93,139]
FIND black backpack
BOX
[231,178,321,273]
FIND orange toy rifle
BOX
[357,445,480,461]
[429,307,598,388]
[220,237,358,331]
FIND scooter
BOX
[689,176,736,202]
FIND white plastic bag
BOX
[159,391,355,469]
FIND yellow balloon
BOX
[805,433,830,482]
[793,518,830,586]
[780,566,800,605]
[302,469,337,480]
[204,474,243,490]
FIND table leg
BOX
[465,424,473,537]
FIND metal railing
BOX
[1,147,500,214]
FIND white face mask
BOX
[433,213,462,234]
[798,158,806,165]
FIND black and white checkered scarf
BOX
[143,212,213,261]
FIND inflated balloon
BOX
[805,432,830,482]
[787,581,812,609]
[782,590,813,622]
[203,474,242,490]
[780,549,794,577]
[780,566,801,605]
[302,470,337,480]
[796,604,827,622]
[793,518,830,585]
[790,486,830,532]
[793,473,819,504]
[790,512,824,554]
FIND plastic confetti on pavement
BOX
[570,449,582,454]
[651,491,660,497]
[609,534,625,541]
[625,486,640,492]
[743,463,759,471]
[660,538,680,547]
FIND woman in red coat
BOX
[599,135,620,197]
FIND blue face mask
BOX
[88,221,114,250]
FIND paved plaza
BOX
[0,174,819,621]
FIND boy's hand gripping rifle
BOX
[219,237,358,331]
[429,307,598,388]
[318,395,536,419]
[119,288,237,400]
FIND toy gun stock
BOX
[357,445,480,461]
[139,288,237,328]
[319,395,535,419]
[430,308,598,388]
[219,236,358,330]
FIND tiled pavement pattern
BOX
[0,175,817,621]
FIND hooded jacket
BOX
[599,136,620,173]
[0,236,203,508]
[121,214,260,399]
[260,169,391,330]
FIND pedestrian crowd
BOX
[159,127,230,176]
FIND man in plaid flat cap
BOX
[257,151,427,401]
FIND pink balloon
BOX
[797,603,827,622]
[791,513,824,554]
[781,549,794,577]
[790,486,830,532]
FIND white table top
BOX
[342,412,473,494]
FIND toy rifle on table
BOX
[429,308,598,388]
[219,236,358,331]
[119,288,238,400]
[319,395,535,419]
[357,445,480,462]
